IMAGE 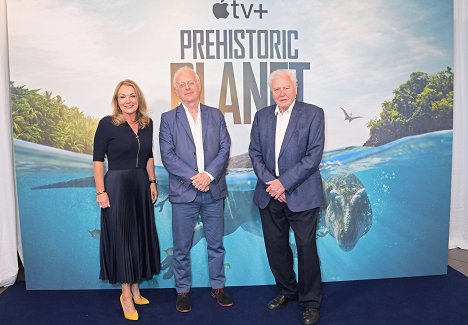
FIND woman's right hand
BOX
[97,192,110,208]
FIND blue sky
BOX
[7,0,453,153]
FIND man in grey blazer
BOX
[159,66,233,312]
[249,69,325,325]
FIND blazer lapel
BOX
[267,106,277,162]
[279,102,301,158]
[176,105,195,145]
[200,105,208,145]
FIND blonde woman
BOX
[93,80,160,321]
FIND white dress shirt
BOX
[182,104,214,180]
[274,100,295,177]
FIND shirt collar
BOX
[275,100,295,116]
[181,102,200,114]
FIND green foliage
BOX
[365,67,453,146]
[9,82,99,154]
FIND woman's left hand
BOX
[150,183,158,204]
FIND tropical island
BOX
[10,82,98,155]
[364,67,453,147]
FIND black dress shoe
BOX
[176,292,191,313]
[267,295,296,310]
[303,307,320,325]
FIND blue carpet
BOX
[1,267,467,324]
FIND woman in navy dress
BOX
[93,79,160,321]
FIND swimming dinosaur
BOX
[32,171,372,279]
[32,172,372,252]
[317,173,373,251]
[32,175,262,241]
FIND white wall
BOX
[449,0,468,249]
[0,0,21,287]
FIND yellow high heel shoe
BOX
[120,295,139,321]
[133,295,150,305]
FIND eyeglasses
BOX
[177,80,197,89]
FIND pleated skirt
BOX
[100,168,161,284]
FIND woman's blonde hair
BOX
[111,79,150,128]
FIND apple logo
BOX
[213,0,229,19]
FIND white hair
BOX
[172,66,200,88]
[268,69,298,88]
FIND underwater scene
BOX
[15,130,452,289]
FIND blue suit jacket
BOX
[159,104,231,203]
[249,101,325,212]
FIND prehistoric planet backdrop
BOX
[7,0,453,289]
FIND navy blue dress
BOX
[93,116,160,284]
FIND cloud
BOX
[6,0,452,149]
[9,0,152,74]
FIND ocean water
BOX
[14,130,452,289]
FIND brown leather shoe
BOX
[267,295,296,310]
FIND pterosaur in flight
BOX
[340,107,363,123]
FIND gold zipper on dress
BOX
[135,134,140,168]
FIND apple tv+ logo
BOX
[212,0,268,19]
